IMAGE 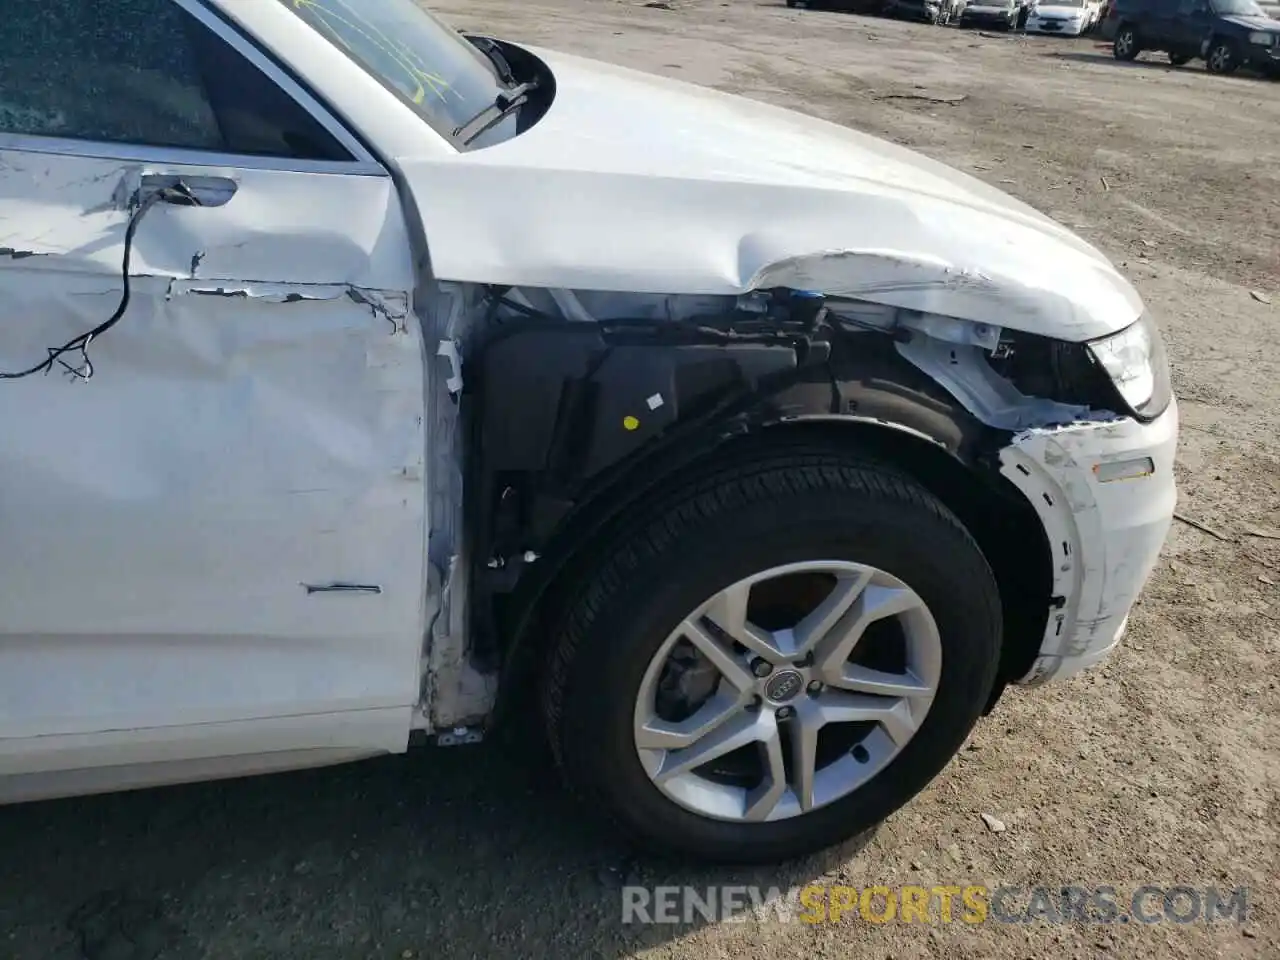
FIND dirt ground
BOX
[2,2,1278,958]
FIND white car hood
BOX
[1034,5,1086,14]
[402,47,1142,340]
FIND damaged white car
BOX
[0,0,1176,863]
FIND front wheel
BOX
[542,446,1002,863]
[1113,25,1140,60]
[1206,38,1239,74]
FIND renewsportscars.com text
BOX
[621,884,1249,926]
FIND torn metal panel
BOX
[418,282,500,729]
[425,554,497,729]
[399,48,1145,341]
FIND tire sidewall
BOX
[556,480,1000,860]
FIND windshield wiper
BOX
[452,79,539,146]
[468,35,517,85]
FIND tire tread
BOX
[540,444,999,856]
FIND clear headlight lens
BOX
[1087,314,1172,420]
[1248,30,1275,45]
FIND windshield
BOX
[276,0,510,147]
[1211,0,1266,14]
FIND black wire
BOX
[0,184,201,381]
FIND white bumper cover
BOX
[999,403,1178,684]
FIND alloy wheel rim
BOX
[632,560,942,823]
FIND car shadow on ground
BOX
[1049,49,1196,69]
[0,724,870,960]
[1053,50,1277,78]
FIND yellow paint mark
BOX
[623,416,640,431]
[290,0,456,106]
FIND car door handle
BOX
[138,173,238,208]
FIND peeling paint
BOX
[348,287,410,334]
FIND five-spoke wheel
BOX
[542,444,1002,863]
[634,561,941,823]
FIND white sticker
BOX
[646,393,664,411]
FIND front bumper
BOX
[999,402,1178,684]
[961,10,1016,24]
[1026,17,1086,34]
[1243,41,1280,70]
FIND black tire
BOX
[541,444,1002,864]
[1205,38,1239,74]
[1113,24,1140,60]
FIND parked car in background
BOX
[960,0,1022,28]
[1100,0,1119,34]
[1084,0,1106,28]
[1027,0,1093,32]
[1110,0,1280,73]
[886,0,961,22]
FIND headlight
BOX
[1248,30,1275,45]
[1087,314,1172,420]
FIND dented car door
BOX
[0,0,427,770]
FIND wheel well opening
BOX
[499,420,1052,721]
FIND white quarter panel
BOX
[0,148,426,757]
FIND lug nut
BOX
[806,680,824,696]
[750,658,773,678]
[776,705,795,720]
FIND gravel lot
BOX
[2,2,1278,958]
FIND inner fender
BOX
[466,306,1024,706]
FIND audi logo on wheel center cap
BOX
[764,669,804,703]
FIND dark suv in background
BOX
[1105,0,1280,74]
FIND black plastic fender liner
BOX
[467,315,1028,713]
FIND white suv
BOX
[0,0,1176,863]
